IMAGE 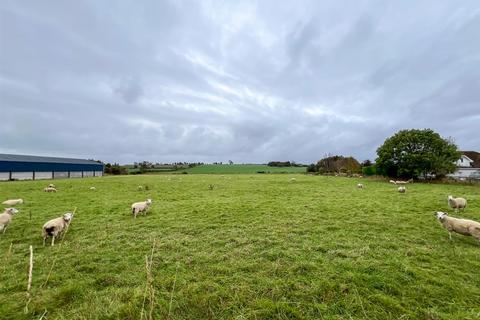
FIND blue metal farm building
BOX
[0,154,104,181]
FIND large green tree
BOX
[376,129,460,179]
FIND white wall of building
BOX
[455,155,474,167]
[449,168,480,179]
[83,171,94,177]
[53,171,69,179]
[0,170,103,181]
[35,172,53,180]
[70,171,83,178]
[11,172,34,180]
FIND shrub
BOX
[362,165,377,176]
[306,164,317,173]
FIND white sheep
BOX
[398,186,406,193]
[2,199,24,206]
[44,187,57,193]
[0,208,19,234]
[48,184,56,188]
[390,179,412,185]
[42,212,73,246]
[290,178,296,182]
[435,211,480,243]
[448,195,467,212]
[131,199,152,218]
[137,186,143,191]
[357,183,364,189]
[90,186,96,190]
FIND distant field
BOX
[1,175,479,319]
[183,164,307,174]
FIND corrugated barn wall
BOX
[0,154,104,181]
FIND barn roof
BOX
[461,151,480,168]
[0,153,101,165]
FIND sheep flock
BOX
[0,178,478,248]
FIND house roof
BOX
[0,153,101,165]
[461,151,480,168]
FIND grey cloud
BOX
[0,0,479,164]
[113,78,144,104]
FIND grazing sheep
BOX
[48,184,56,188]
[435,211,480,243]
[448,195,467,212]
[90,186,96,190]
[137,186,143,191]
[0,208,19,234]
[398,186,406,193]
[357,183,364,189]
[42,212,73,246]
[44,187,57,193]
[2,199,24,206]
[131,199,152,218]
[390,179,412,185]
[290,178,296,182]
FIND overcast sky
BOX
[1,1,479,164]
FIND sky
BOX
[1,1,479,164]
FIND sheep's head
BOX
[435,211,447,221]
[447,195,453,201]
[5,208,19,215]
[63,212,73,222]
[146,199,152,205]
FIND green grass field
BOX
[1,175,479,319]
[183,164,306,174]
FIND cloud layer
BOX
[1,1,479,164]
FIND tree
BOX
[376,129,460,179]
[361,159,372,167]
[316,154,361,174]
[267,161,292,167]
[104,163,127,175]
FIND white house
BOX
[448,151,480,180]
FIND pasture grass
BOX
[0,174,479,319]
[183,164,306,174]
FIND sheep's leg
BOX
[43,237,46,246]
[3,226,6,234]
[448,232,452,241]
[51,236,55,246]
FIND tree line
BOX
[307,129,460,179]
